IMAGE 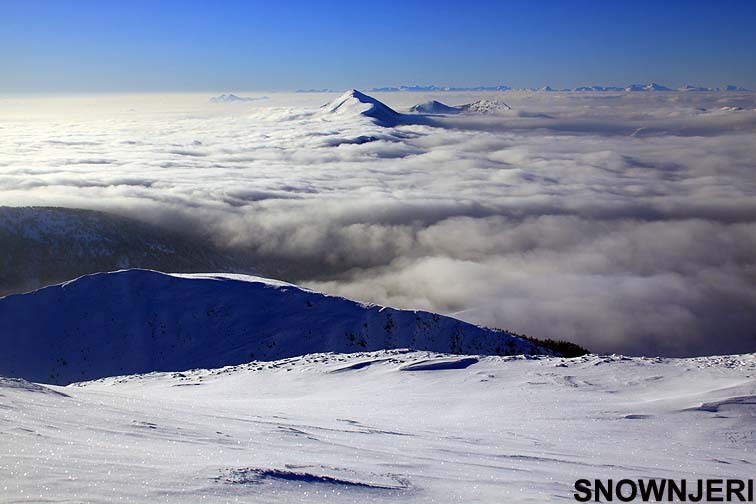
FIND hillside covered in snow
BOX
[0,269,547,384]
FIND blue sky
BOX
[3,0,756,93]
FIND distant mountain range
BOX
[370,85,514,93]
[296,88,341,93]
[299,83,751,93]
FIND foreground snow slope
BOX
[1,350,754,503]
[0,269,544,384]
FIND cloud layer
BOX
[1,91,755,356]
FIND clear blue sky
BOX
[3,0,755,93]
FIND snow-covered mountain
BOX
[318,89,402,126]
[295,88,340,93]
[369,84,512,92]
[625,82,672,92]
[209,93,268,103]
[0,207,245,297]
[573,85,625,91]
[0,269,547,384]
[334,83,752,93]
[409,99,513,115]
[723,84,751,91]
[409,100,462,114]
[547,83,751,92]
[459,99,512,114]
[678,84,715,92]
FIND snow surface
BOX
[1,350,754,502]
[0,269,545,384]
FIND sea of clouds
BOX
[1,90,755,356]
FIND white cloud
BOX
[1,91,755,355]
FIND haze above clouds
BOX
[1,91,755,356]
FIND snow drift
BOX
[0,269,546,384]
[4,349,755,502]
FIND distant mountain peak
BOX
[319,89,402,126]
[459,99,512,114]
[409,100,461,114]
[210,94,268,103]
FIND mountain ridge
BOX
[316,83,754,93]
[0,269,549,384]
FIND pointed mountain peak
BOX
[320,89,401,126]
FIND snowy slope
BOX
[0,269,545,384]
[0,207,246,296]
[318,89,403,126]
[2,350,754,503]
